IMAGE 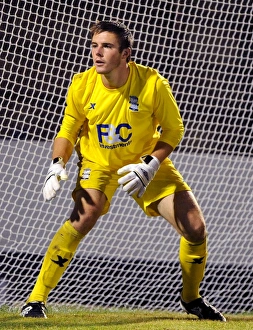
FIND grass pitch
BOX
[1,305,253,330]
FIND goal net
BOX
[1,0,253,314]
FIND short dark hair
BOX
[90,20,133,61]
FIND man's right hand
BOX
[43,157,68,201]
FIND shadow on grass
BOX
[0,313,198,329]
[1,310,253,329]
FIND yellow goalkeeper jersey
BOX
[56,62,184,170]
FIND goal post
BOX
[1,1,253,313]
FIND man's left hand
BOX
[117,155,160,198]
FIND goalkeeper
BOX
[21,20,226,321]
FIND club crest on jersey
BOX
[129,96,139,112]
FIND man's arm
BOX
[52,137,74,165]
[150,141,174,163]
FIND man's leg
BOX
[157,191,226,321]
[179,236,207,302]
[21,189,107,317]
[26,219,84,304]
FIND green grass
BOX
[1,305,253,330]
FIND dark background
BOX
[1,0,252,155]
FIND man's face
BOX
[91,32,125,74]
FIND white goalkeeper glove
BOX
[43,157,68,201]
[117,155,160,198]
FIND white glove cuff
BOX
[51,156,65,167]
[142,155,160,171]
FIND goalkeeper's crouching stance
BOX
[21,20,226,321]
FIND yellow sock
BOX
[179,236,207,303]
[27,220,84,304]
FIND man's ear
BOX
[123,48,131,61]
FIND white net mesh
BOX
[1,0,253,313]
